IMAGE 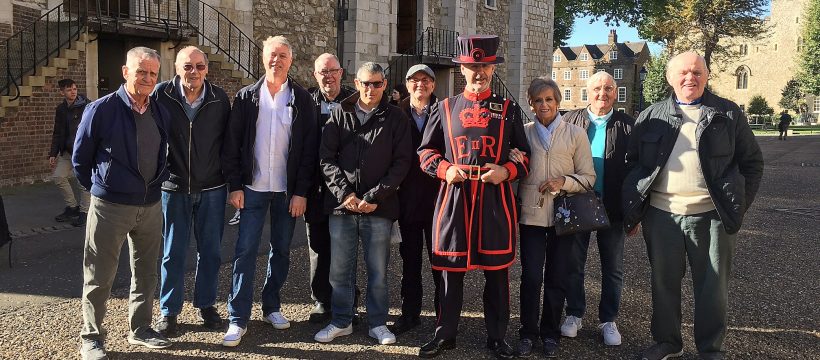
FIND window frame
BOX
[553,54,561,62]
[581,88,588,102]
[614,68,623,80]
[617,87,627,102]
[484,0,498,10]
[563,70,572,80]
[610,50,618,60]
[579,69,589,80]
[580,53,589,61]
[564,89,572,101]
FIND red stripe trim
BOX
[457,55,497,62]
[435,159,451,180]
[477,182,513,255]
[421,153,440,170]
[503,162,518,180]
[495,99,510,164]
[431,260,516,272]
[433,184,468,257]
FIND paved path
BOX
[0,136,818,359]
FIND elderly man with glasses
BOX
[305,53,358,324]
[315,62,412,345]
[151,45,232,337]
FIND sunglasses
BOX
[183,64,207,72]
[358,80,385,88]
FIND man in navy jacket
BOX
[73,46,172,360]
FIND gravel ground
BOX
[1,136,818,359]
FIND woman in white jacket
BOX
[512,77,596,358]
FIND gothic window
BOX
[736,66,750,90]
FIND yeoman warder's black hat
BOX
[452,34,505,65]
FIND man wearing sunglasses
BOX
[315,62,412,345]
[305,53,358,324]
[151,45,232,336]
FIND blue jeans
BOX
[328,215,392,329]
[159,188,227,316]
[565,222,625,323]
[227,188,295,327]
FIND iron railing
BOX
[2,0,85,99]
[1,0,262,99]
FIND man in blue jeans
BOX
[315,62,412,345]
[562,71,634,346]
[220,36,317,346]
[152,46,232,336]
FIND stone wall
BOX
[710,0,808,113]
[476,0,510,81]
[0,46,87,187]
[341,0,394,71]
[254,0,338,85]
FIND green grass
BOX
[752,125,820,136]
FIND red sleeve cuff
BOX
[503,162,518,181]
[436,160,452,180]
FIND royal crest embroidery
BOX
[459,104,491,128]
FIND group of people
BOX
[66,33,763,360]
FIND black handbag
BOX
[553,175,611,236]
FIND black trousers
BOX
[398,219,441,318]
[434,269,510,341]
[518,224,580,342]
[307,220,332,307]
[307,219,359,309]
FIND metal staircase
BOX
[1,0,262,102]
[384,27,528,121]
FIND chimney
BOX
[608,29,617,44]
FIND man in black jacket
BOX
[314,62,412,345]
[622,52,763,360]
[305,53,357,323]
[393,64,441,335]
[49,78,90,226]
[220,36,317,347]
[151,46,231,336]
[561,71,632,347]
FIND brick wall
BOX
[0,46,86,187]
[13,4,41,33]
[205,63,248,101]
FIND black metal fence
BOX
[1,0,262,99]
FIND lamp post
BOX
[638,66,648,113]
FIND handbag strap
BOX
[564,174,593,192]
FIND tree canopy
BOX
[797,0,820,95]
[748,95,774,115]
[642,50,670,106]
[779,79,804,113]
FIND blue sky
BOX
[566,16,662,54]
[566,1,773,55]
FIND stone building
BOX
[0,0,554,186]
[710,0,817,120]
[551,30,649,115]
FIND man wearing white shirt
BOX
[220,36,318,347]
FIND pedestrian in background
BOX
[49,78,90,227]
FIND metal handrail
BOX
[1,0,262,99]
[2,0,85,99]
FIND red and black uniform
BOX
[418,88,530,341]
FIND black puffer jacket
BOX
[153,77,231,193]
[49,94,89,157]
[319,94,412,220]
[622,90,764,234]
[563,108,633,223]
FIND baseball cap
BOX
[405,64,436,80]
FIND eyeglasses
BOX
[358,80,385,88]
[317,68,342,76]
[182,64,207,72]
[407,78,432,85]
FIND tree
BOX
[797,0,820,96]
[747,95,773,116]
[553,0,579,48]
[636,0,768,71]
[779,79,804,113]
[642,50,670,105]
[552,0,668,47]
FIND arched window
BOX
[736,66,750,90]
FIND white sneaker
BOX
[560,315,583,337]
[599,322,622,346]
[263,311,290,330]
[368,325,396,345]
[314,323,353,343]
[222,324,246,347]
